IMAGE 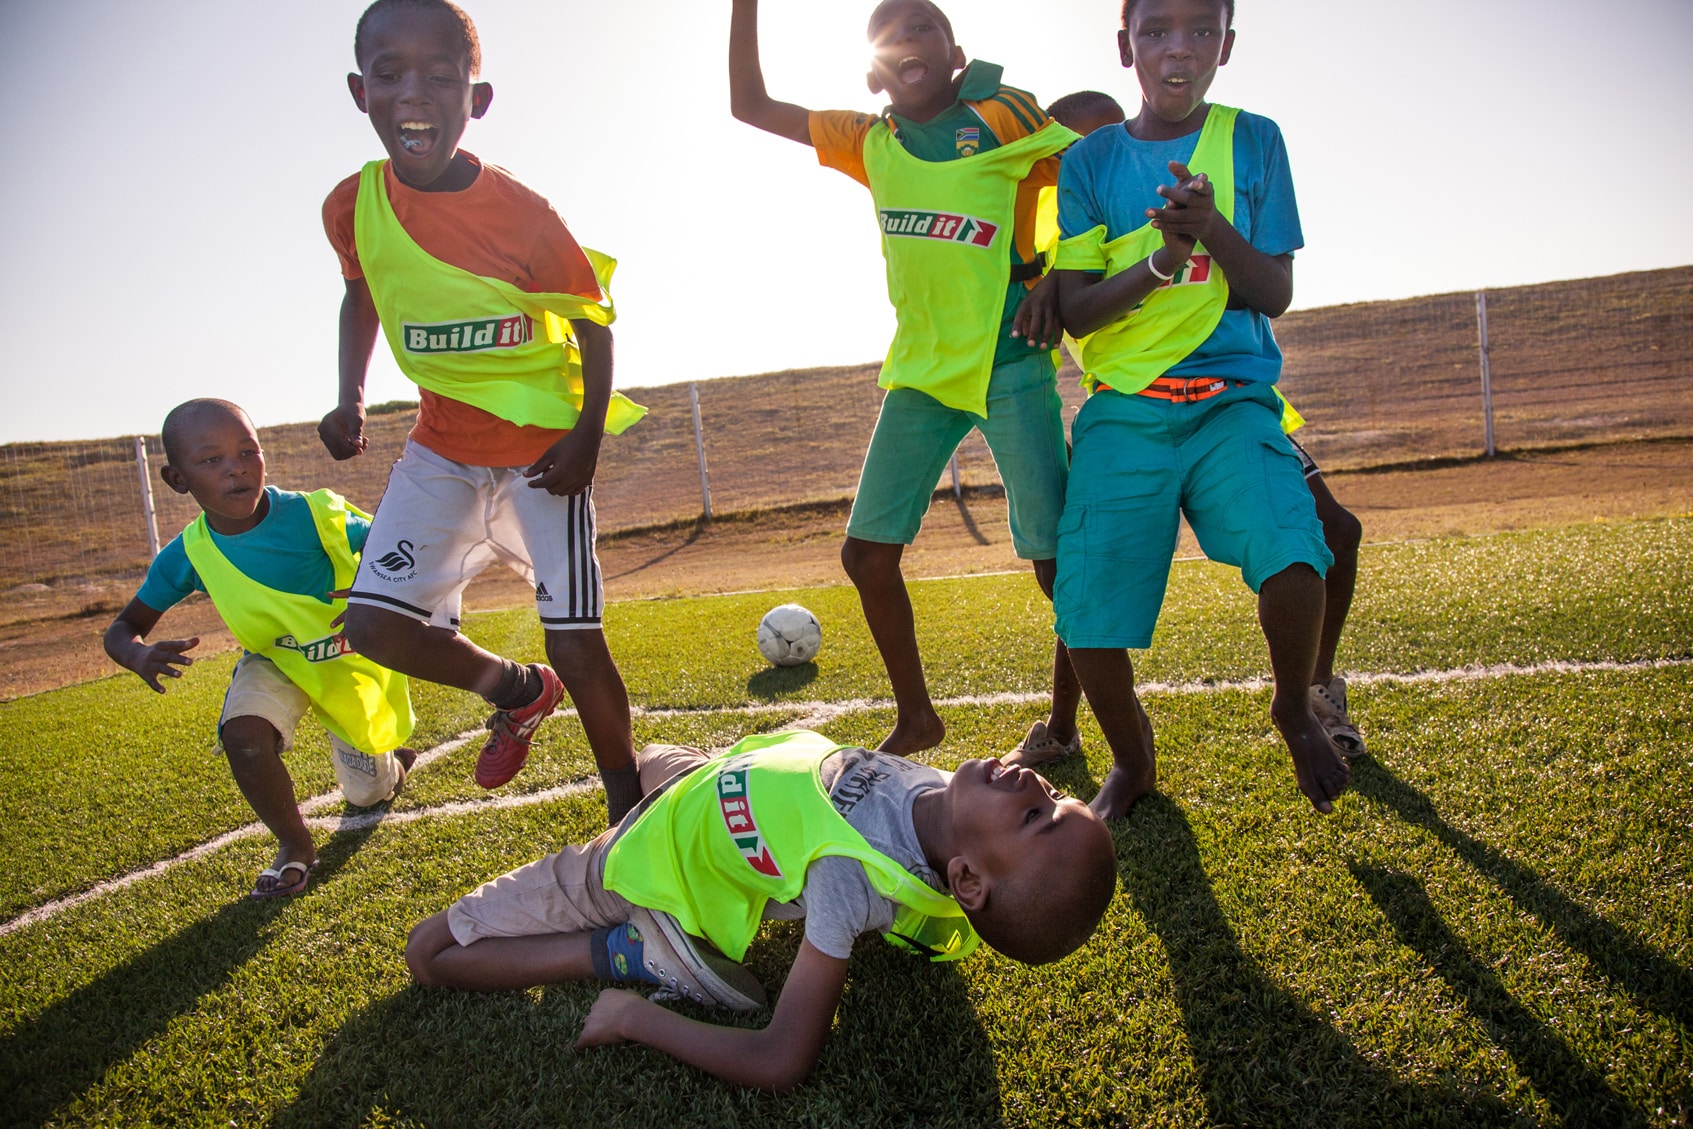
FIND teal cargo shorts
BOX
[847,351,1068,560]
[1054,380,1332,649]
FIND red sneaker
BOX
[476,664,565,788]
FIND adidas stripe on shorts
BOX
[348,439,606,631]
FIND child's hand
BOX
[1010,273,1061,350]
[574,988,643,1049]
[318,404,369,461]
[133,638,200,693]
[525,428,600,495]
[1149,160,1220,246]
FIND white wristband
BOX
[1147,251,1177,281]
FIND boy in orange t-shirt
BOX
[319,0,643,823]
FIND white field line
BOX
[4,654,1688,938]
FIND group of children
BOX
[101,0,1366,1091]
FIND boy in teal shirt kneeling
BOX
[104,399,416,898]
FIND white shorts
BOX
[219,654,406,807]
[349,439,606,631]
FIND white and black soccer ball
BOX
[757,603,822,667]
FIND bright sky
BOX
[2,0,1690,443]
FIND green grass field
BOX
[2,519,1689,1127]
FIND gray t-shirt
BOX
[758,748,951,959]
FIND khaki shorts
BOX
[219,654,406,807]
[447,744,709,946]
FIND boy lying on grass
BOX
[406,730,1116,1091]
[104,399,416,898]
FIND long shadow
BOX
[276,927,1001,1126]
[945,493,993,546]
[603,519,705,582]
[1120,794,1515,1126]
[0,823,377,1126]
[1351,862,1647,1127]
[1351,760,1692,1030]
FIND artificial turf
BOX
[0,519,1688,1126]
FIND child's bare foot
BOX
[1088,762,1156,819]
[1272,699,1350,813]
[878,709,944,757]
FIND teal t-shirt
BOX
[136,487,371,612]
[884,62,1048,369]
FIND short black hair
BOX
[1046,90,1125,126]
[160,399,250,466]
[354,0,482,77]
[1121,0,1234,29]
[866,0,955,44]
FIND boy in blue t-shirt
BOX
[1050,0,1351,817]
[104,399,416,898]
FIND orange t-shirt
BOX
[323,154,602,466]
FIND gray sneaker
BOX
[625,906,768,1012]
[1310,677,1366,759]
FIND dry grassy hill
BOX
[3,266,1688,593]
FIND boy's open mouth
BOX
[897,55,929,85]
[397,120,439,156]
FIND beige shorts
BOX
[219,654,407,807]
[447,743,709,946]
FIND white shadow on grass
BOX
[5,654,1688,938]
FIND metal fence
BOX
[4,267,1689,600]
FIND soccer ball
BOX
[757,604,822,667]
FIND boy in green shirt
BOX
[729,0,1079,757]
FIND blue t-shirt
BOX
[135,487,371,613]
[1056,107,1302,383]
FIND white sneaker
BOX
[1310,677,1366,759]
[625,906,767,1012]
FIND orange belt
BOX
[1098,376,1243,402]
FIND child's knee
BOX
[405,914,453,985]
[1323,506,1363,556]
[840,537,899,582]
[342,603,406,662]
[544,627,607,668]
[220,715,281,761]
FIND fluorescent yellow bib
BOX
[182,490,414,754]
[1055,105,1239,395]
[604,730,980,963]
[1044,177,1306,432]
[864,121,1078,416]
[354,162,645,434]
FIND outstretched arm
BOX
[104,598,199,693]
[576,938,849,1093]
[729,0,813,145]
[320,276,381,460]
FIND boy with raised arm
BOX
[1051,0,1352,816]
[729,0,1079,756]
[406,729,1116,1091]
[104,399,416,898]
[320,0,647,822]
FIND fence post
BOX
[948,452,962,498]
[1475,290,1496,457]
[134,436,161,559]
[688,382,712,521]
